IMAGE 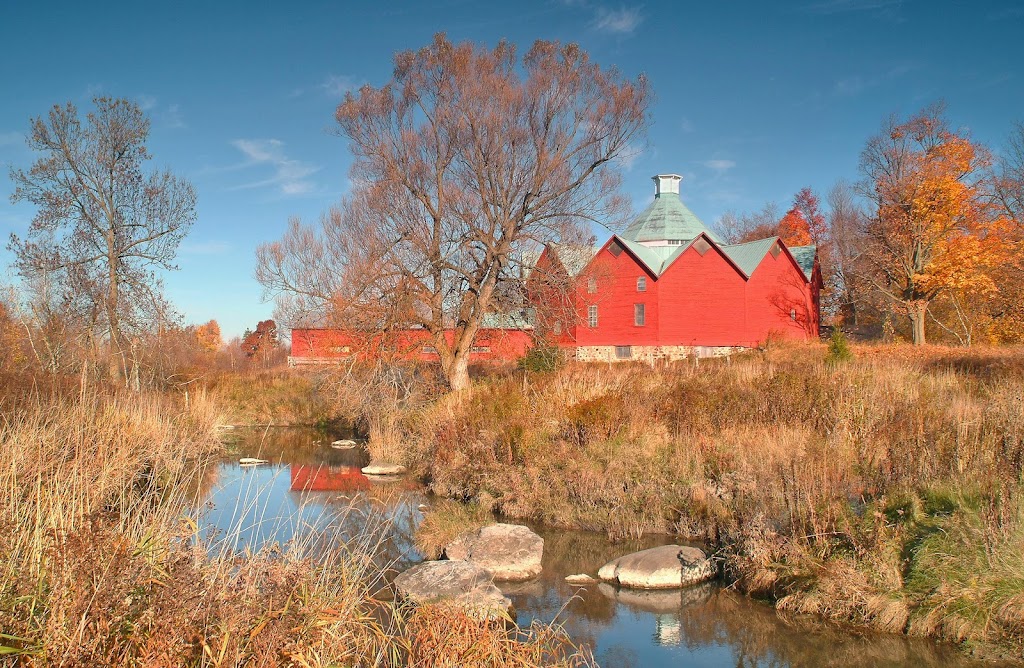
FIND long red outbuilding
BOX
[289,173,821,366]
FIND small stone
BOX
[331,439,359,449]
[598,545,716,590]
[238,457,269,466]
[565,573,597,585]
[361,462,406,475]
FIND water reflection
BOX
[199,428,1012,668]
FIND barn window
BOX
[608,240,624,257]
[553,321,562,335]
[615,345,632,359]
[471,346,492,353]
[693,238,711,256]
[587,277,597,293]
[771,242,782,258]
[634,303,646,326]
[422,346,438,354]
[588,305,598,328]
[667,239,683,246]
[790,309,797,321]
[636,276,646,292]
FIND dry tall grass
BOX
[393,344,1024,657]
[0,386,590,667]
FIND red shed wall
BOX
[290,327,531,363]
[744,250,818,342]
[571,244,661,347]
[656,245,752,347]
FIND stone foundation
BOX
[572,345,747,363]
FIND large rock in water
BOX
[392,560,513,621]
[444,523,544,581]
[361,462,406,476]
[598,545,716,589]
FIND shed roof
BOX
[788,245,817,280]
[720,237,779,276]
[621,193,722,244]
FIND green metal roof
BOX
[618,236,691,275]
[720,238,778,277]
[789,245,817,280]
[542,243,600,277]
[621,193,722,244]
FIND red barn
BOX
[288,173,820,366]
[530,173,821,362]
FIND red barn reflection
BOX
[290,465,371,492]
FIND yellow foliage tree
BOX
[194,319,222,354]
[859,104,1009,345]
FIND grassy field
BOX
[0,383,590,667]
[381,344,1024,659]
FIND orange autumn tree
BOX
[777,208,812,246]
[858,104,1005,345]
[194,319,222,354]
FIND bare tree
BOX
[257,35,650,391]
[825,180,868,327]
[716,202,780,244]
[8,97,196,382]
[995,122,1024,224]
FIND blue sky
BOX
[1,0,1021,339]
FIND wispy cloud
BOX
[180,240,231,255]
[290,73,361,99]
[134,95,186,129]
[614,142,643,172]
[679,117,695,133]
[320,74,359,98]
[704,159,736,173]
[0,132,22,147]
[228,138,321,196]
[806,0,901,14]
[832,62,917,97]
[591,6,644,34]
[163,104,185,129]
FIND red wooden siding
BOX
[290,327,533,363]
[570,241,662,348]
[292,231,819,364]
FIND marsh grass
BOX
[414,499,493,559]
[0,387,591,667]
[392,344,1024,657]
[207,371,331,426]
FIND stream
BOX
[199,427,1012,668]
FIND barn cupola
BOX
[621,172,721,247]
[654,173,682,197]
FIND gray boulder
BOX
[598,545,716,589]
[361,462,406,475]
[444,523,544,581]
[392,560,513,621]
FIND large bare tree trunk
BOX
[449,355,470,392]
